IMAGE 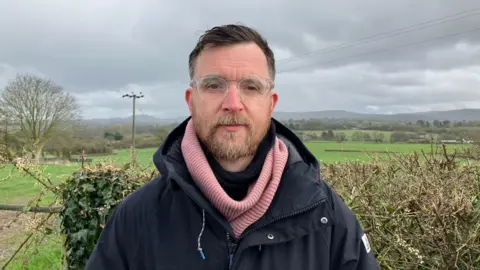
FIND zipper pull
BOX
[229,253,234,269]
[226,233,237,269]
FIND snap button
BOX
[320,217,328,224]
[267,233,275,240]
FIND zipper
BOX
[226,233,237,269]
[228,199,326,269]
[171,169,327,268]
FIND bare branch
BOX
[0,73,81,161]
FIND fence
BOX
[0,204,61,213]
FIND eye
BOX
[199,77,226,91]
[207,82,220,89]
[240,79,263,92]
[246,84,260,91]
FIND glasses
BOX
[190,75,274,102]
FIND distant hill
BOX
[83,114,187,126]
[82,109,480,126]
[273,109,480,122]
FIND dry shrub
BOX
[321,148,480,269]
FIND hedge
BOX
[58,151,479,269]
[58,163,152,269]
[323,151,480,269]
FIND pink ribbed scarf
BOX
[180,119,289,238]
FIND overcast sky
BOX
[1,0,480,119]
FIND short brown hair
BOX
[188,24,276,80]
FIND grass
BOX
[0,165,76,205]
[0,140,476,269]
[1,236,62,270]
[305,141,469,162]
[0,210,63,270]
[0,148,157,205]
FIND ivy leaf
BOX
[71,229,89,242]
[81,183,95,192]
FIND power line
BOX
[277,26,480,74]
[122,92,144,151]
[277,6,480,64]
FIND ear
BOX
[185,88,193,114]
[270,91,278,113]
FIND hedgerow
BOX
[58,162,155,269]
[323,148,480,269]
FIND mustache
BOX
[212,115,251,127]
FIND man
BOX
[86,24,380,269]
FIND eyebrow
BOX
[198,74,267,81]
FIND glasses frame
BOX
[189,74,275,101]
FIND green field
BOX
[0,141,471,205]
[306,141,469,162]
[0,141,475,268]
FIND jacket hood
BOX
[152,116,328,239]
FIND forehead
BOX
[194,43,270,80]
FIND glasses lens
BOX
[198,76,227,93]
[194,75,271,101]
[239,77,268,97]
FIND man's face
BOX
[185,42,278,163]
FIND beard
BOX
[193,113,265,163]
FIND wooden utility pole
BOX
[122,92,144,150]
[4,114,7,152]
[81,150,86,169]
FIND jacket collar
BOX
[153,117,329,235]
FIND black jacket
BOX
[86,118,380,270]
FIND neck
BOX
[216,155,254,172]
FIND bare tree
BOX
[0,73,81,162]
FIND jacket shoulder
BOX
[117,173,174,226]
[123,174,168,209]
[318,178,380,269]
[319,179,356,225]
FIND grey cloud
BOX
[274,64,480,113]
[1,0,480,118]
[73,80,189,119]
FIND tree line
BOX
[282,118,480,132]
[283,118,480,143]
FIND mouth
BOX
[218,124,246,132]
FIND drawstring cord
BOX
[196,209,264,260]
[197,209,206,260]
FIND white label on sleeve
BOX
[361,233,371,253]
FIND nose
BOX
[221,85,244,112]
